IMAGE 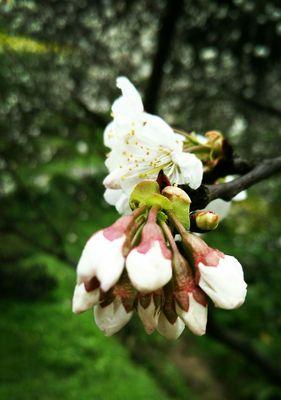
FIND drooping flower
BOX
[103,77,203,213]
[94,297,133,336]
[137,293,160,335]
[179,230,247,310]
[161,219,208,336]
[197,254,247,309]
[175,290,208,336]
[72,277,100,314]
[76,215,133,292]
[73,180,247,339]
[126,207,172,292]
[157,312,185,340]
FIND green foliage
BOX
[0,258,170,400]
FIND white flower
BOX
[198,255,247,309]
[72,283,99,314]
[77,230,125,292]
[126,240,172,292]
[104,188,131,215]
[138,297,159,334]
[94,299,133,336]
[103,77,203,213]
[157,313,185,340]
[176,294,207,336]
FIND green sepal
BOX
[145,193,172,210]
[157,210,168,224]
[129,181,160,209]
[171,198,190,229]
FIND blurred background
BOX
[0,1,281,399]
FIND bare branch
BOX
[144,0,183,113]
[181,156,281,210]
[207,156,281,202]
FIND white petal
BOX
[203,199,231,220]
[94,299,133,336]
[126,241,172,292]
[76,232,102,283]
[77,231,125,291]
[103,188,131,215]
[198,255,247,309]
[176,294,207,336]
[172,151,203,189]
[157,313,185,340]
[233,190,247,201]
[138,299,159,334]
[112,77,143,123]
[72,283,99,314]
[95,235,126,292]
[103,169,124,189]
[104,188,123,206]
[225,176,247,202]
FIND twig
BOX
[181,156,281,210]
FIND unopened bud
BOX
[205,131,224,155]
[162,186,191,229]
[162,186,191,204]
[193,211,219,231]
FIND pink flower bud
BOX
[72,277,100,314]
[77,215,133,292]
[182,233,247,310]
[126,217,172,293]
[175,286,208,336]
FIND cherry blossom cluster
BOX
[72,77,247,339]
[73,183,247,339]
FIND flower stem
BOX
[147,205,160,223]
[160,220,178,253]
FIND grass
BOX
[0,256,169,400]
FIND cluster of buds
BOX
[182,130,231,173]
[72,180,247,339]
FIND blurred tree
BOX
[0,1,280,399]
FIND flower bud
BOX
[138,294,159,334]
[162,186,191,204]
[192,211,219,231]
[171,249,208,336]
[180,232,247,309]
[126,208,172,292]
[205,130,224,155]
[157,313,185,340]
[77,215,133,292]
[94,297,133,336]
[72,277,100,314]
[162,186,191,229]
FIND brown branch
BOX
[207,156,281,202]
[181,156,281,210]
[144,0,183,113]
